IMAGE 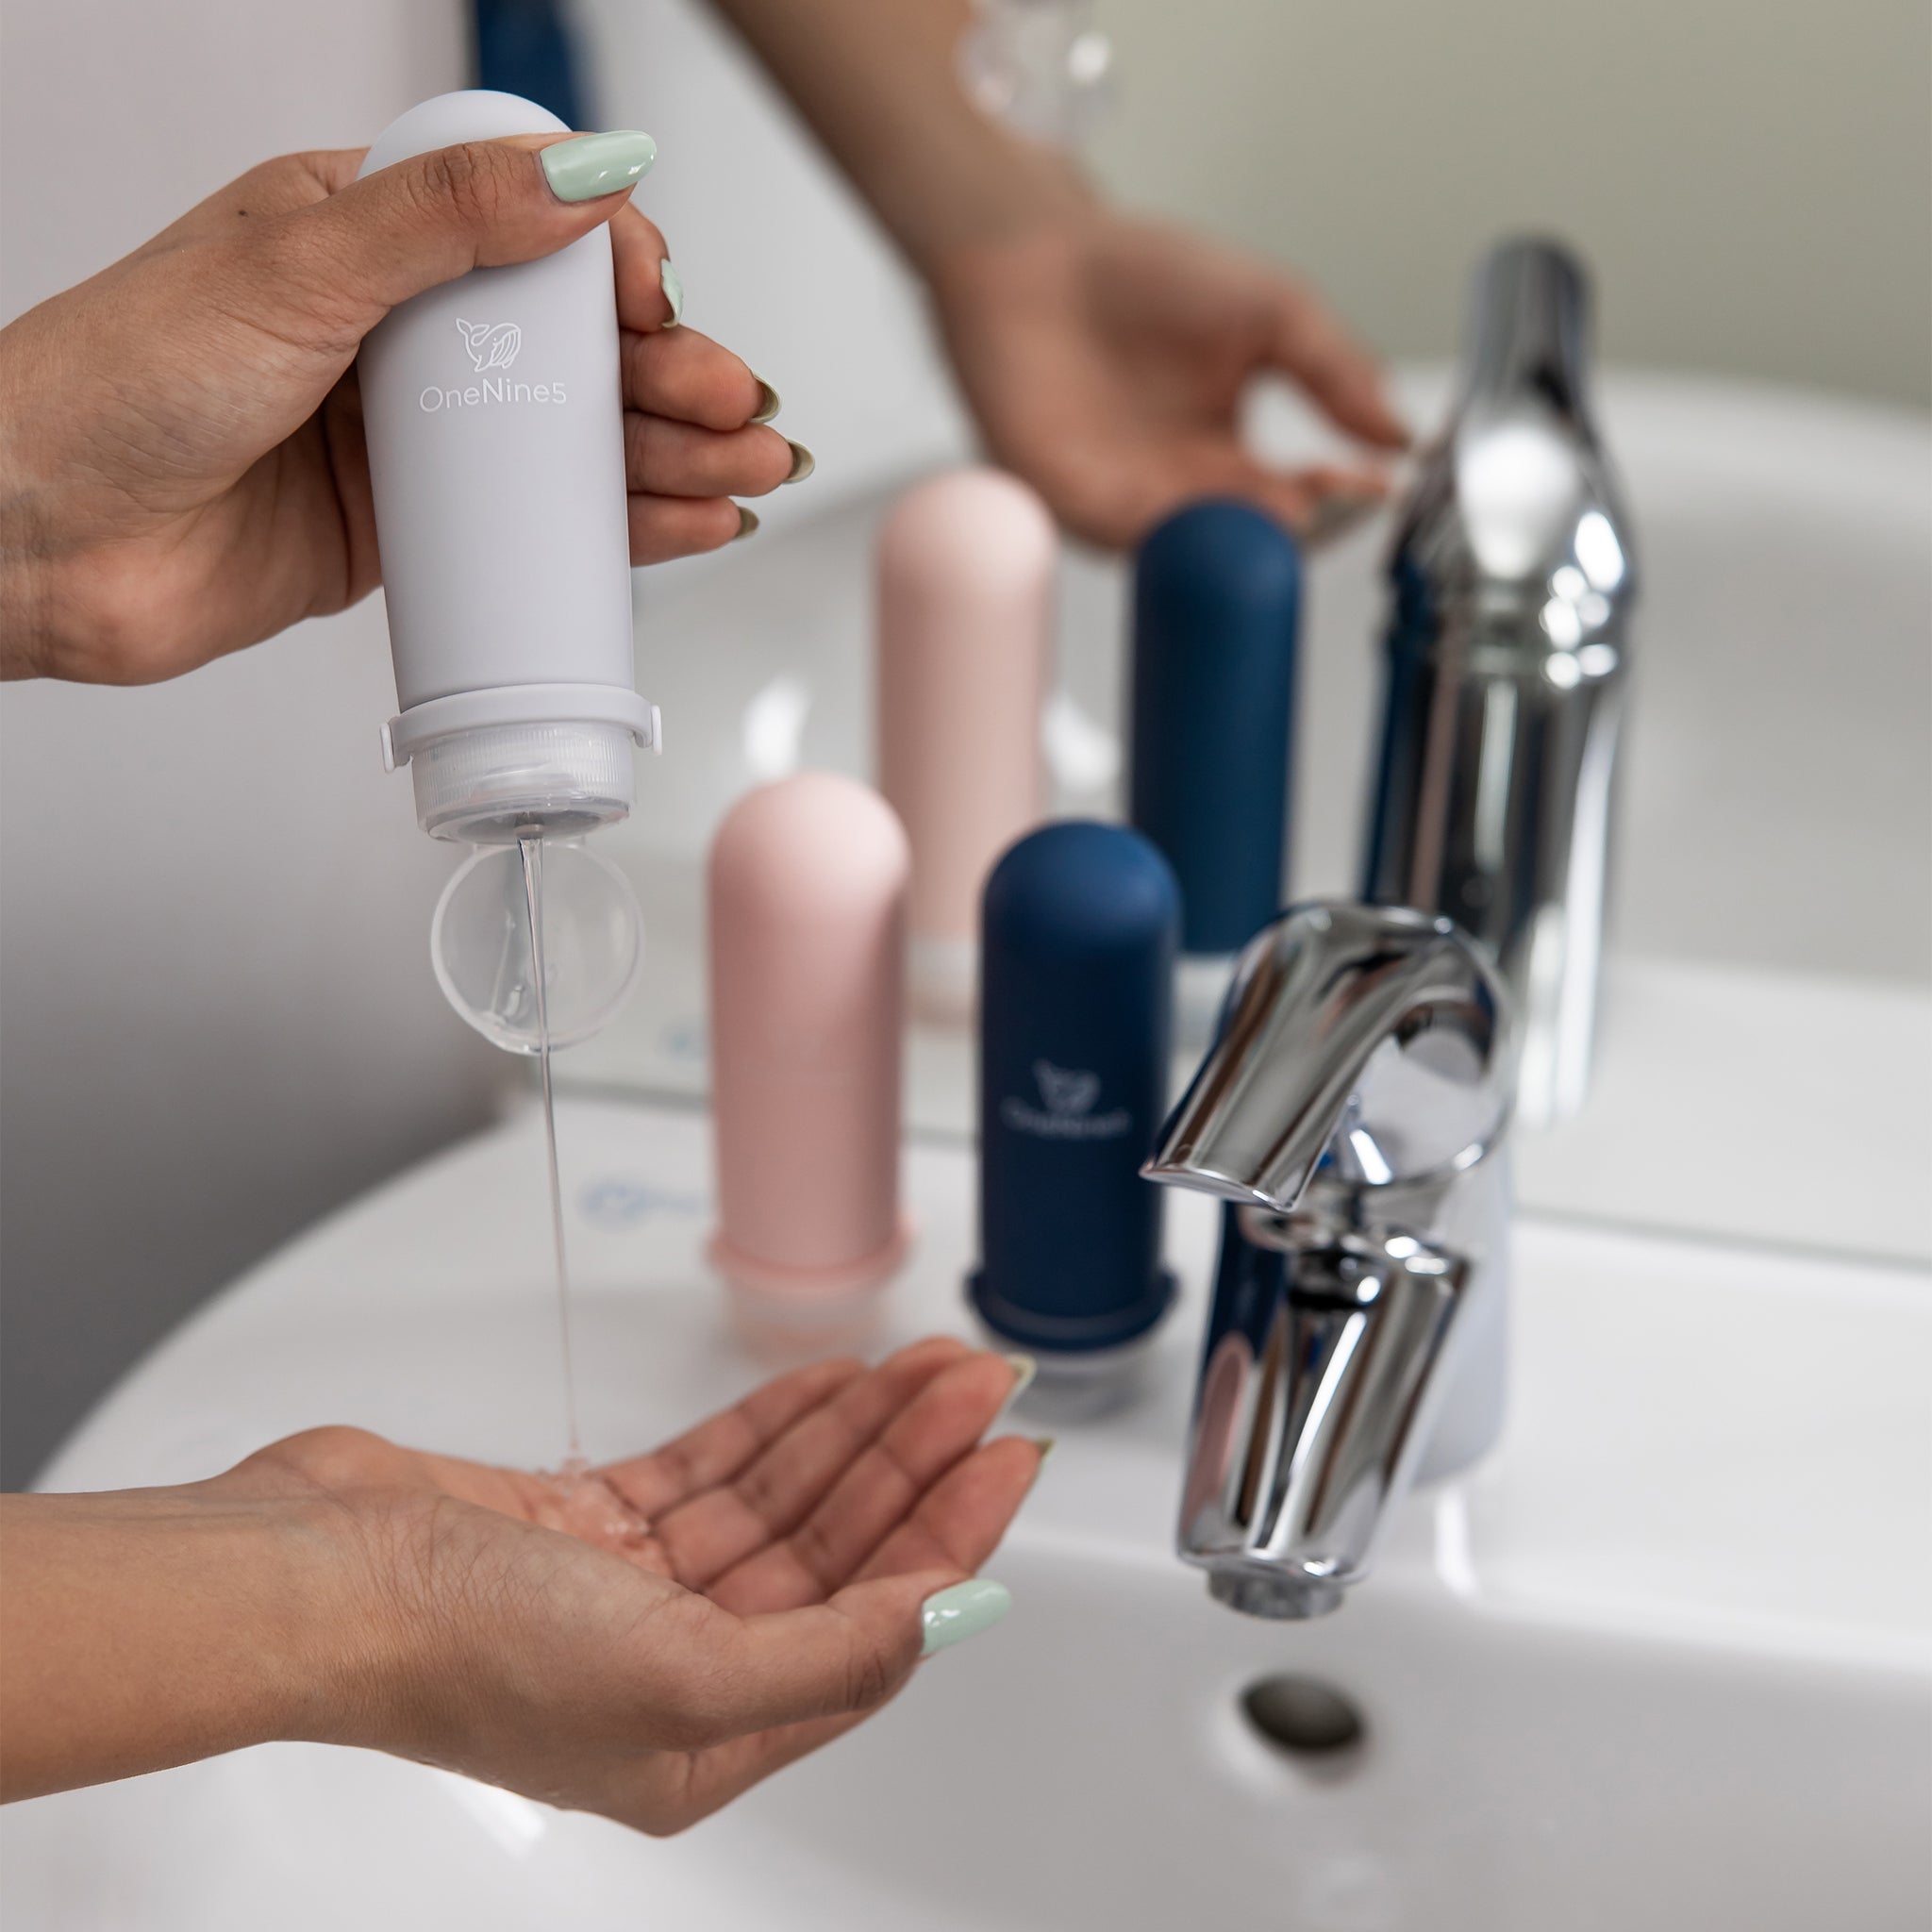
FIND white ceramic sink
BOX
[7,1100,1927,1929]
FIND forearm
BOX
[706,0,1092,268]
[0,1486,365,1801]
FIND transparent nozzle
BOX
[430,841,644,1054]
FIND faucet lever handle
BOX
[1183,1215,1474,1619]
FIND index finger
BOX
[1264,279,1410,451]
[610,202,679,332]
[855,1434,1044,1586]
[132,148,370,257]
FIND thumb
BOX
[695,1571,1013,1740]
[263,131,656,344]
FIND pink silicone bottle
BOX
[876,468,1055,1023]
[707,772,913,1348]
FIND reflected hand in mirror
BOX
[927,207,1411,549]
[709,0,1408,551]
[0,1341,1041,1833]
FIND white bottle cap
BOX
[408,720,637,843]
[379,684,662,842]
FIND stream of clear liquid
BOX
[518,830,584,1467]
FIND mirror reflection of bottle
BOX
[1128,502,1302,1050]
[876,468,1055,1024]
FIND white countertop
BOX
[41,1096,1931,1670]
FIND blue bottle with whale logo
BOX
[968,822,1179,1400]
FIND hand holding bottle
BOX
[0,131,805,686]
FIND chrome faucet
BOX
[1143,903,1513,1618]
[1364,238,1636,1129]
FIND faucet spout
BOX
[1144,904,1513,1617]
[1144,903,1510,1210]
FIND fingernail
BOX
[658,258,683,326]
[920,1579,1013,1657]
[782,440,816,485]
[541,130,658,204]
[991,1353,1037,1427]
[733,505,760,541]
[1303,494,1382,548]
[1032,1435,1056,1466]
[749,376,781,425]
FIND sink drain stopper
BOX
[1240,1674,1367,1757]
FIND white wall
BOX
[1089,0,1932,408]
[0,2,491,1484]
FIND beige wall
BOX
[1089,0,1932,407]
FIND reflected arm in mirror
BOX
[707,0,1410,548]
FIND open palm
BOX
[245,1338,1039,1833]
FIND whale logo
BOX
[1034,1060,1101,1117]
[1000,1058,1129,1140]
[456,319,523,372]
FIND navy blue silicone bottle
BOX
[968,822,1179,1385]
[1128,502,1302,960]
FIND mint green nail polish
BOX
[541,130,657,204]
[921,1578,1012,1657]
[659,258,683,326]
[749,376,781,425]
[991,1353,1037,1427]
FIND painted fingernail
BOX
[1303,495,1382,547]
[658,258,683,326]
[920,1579,1013,1657]
[540,130,658,204]
[991,1353,1037,1427]
[782,440,816,485]
[734,505,760,541]
[749,376,781,425]
[1033,1435,1056,1466]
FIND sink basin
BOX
[7,1099,1926,1929]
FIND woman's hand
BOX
[0,134,806,685]
[705,0,1406,552]
[925,205,1409,550]
[0,1341,1041,1832]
